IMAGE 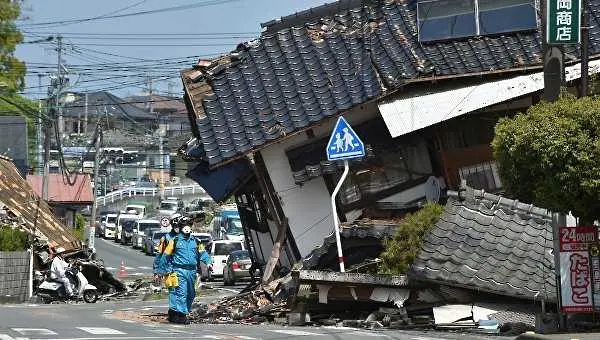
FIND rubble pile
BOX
[190,284,290,324]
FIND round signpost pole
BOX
[331,159,349,272]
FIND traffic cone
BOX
[117,260,128,278]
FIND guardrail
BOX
[96,184,205,206]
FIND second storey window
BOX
[417,0,538,42]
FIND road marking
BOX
[12,329,57,336]
[138,266,151,270]
[412,337,447,340]
[0,334,15,340]
[351,331,388,337]
[125,267,136,270]
[270,330,323,336]
[149,329,193,335]
[77,327,126,335]
[105,267,115,270]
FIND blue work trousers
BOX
[168,267,196,315]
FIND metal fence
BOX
[0,251,30,303]
[96,184,205,206]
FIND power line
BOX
[19,0,243,28]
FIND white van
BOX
[209,240,245,278]
[132,219,161,249]
[103,213,118,239]
[125,204,148,219]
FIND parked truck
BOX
[211,206,244,242]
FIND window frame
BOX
[417,0,537,42]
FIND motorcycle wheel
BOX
[83,290,98,303]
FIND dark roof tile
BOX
[410,191,555,301]
[182,1,600,166]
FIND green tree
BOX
[0,0,25,94]
[492,92,600,223]
[379,203,444,274]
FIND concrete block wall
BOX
[0,251,30,303]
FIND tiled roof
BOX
[181,0,600,168]
[301,220,398,270]
[0,157,81,252]
[27,174,94,204]
[410,188,556,302]
[62,91,157,121]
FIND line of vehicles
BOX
[95,198,256,285]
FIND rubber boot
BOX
[167,309,176,323]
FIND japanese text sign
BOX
[547,0,581,45]
[559,226,597,251]
[559,226,597,313]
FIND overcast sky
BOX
[15,0,325,99]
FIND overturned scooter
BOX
[37,260,99,303]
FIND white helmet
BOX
[182,226,192,235]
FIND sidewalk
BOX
[515,331,600,340]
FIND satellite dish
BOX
[424,176,441,203]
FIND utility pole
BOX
[42,120,51,201]
[84,93,88,135]
[56,35,63,141]
[581,0,590,97]
[37,74,43,175]
[89,123,102,255]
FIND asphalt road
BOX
[0,298,504,340]
[94,236,154,278]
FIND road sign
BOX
[547,0,581,45]
[160,216,170,227]
[326,116,365,161]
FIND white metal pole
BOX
[330,159,349,272]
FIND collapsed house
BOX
[178,0,600,276]
[0,156,81,253]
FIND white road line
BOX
[270,330,323,336]
[351,331,388,337]
[121,320,136,323]
[149,329,194,335]
[105,267,115,270]
[12,329,57,336]
[412,337,447,340]
[125,267,136,270]
[77,327,126,335]
[0,334,15,340]
[138,266,151,270]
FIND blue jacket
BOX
[163,234,212,273]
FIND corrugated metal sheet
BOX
[378,59,600,138]
[0,157,81,252]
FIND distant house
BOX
[60,91,158,137]
[0,116,28,176]
[126,94,191,138]
[27,174,93,228]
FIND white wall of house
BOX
[259,103,381,259]
[260,134,335,259]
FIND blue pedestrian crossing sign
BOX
[326,116,365,161]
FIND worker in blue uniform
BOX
[163,221,212,324]
[152,213,182,322]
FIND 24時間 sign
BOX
[547,0,581,45]
[559,226,597,313]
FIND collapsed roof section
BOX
[0,156,82,252]
[180,0,600,169]
[410,186,555,302]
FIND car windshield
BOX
[226,218,244,236]
[214,242,242,256]
[123,219,136,232]
[107,216,117,223]
[139,222,159,231]
[160,202,177,210]
[126,206,144,215]
[153,232,167,240]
